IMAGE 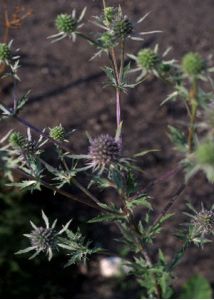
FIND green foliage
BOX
[137,48,160,70]
[179,275,212,299]
[49,125,65,141]
[55,14,77,34]
[58,229,101,267]
[168,125,187,152]
[0,2,214,298]
[182,52,206,76]
[196,141,214,166]
[0,43,11,63]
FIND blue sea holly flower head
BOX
[48,7,87,42]
[16,211,71,261]
[87,134,122,173]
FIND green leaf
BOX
[168,125,187,152]
[179,275,212,299]
[133,149,159,158]
[88,213,124,223]
[127,195,152,210]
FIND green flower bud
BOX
[98,32,116,49]
[137,49,160,70]
[0,43,11,63]
[103,7,115,25]
[196,141,214,165]
[49,125,65,141]
[55,14,77,34]
[9,132,26,149]
[181,52,206,76]
[113,17,133,39]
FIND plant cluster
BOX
[0,1,214,298]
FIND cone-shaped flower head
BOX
[0,43,11,63]
[49,125,65,141]
[192,209,214,236]
[55,14,77,34]
[88,134,121,171]
[181,52,206,76]
[113,16,133,39]
[16,211,71,261]
[137,48,160,70]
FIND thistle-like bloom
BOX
[88,134,121,173]
[9,128,46,155]
[181,52,206,77]
[49,125,65,142]
[95,7,161,42]
[48,8,87,42]
[0,43,11,64]
[128,44,175,81]
[192,209,214,236]
[16,211,71,261]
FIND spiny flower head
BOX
[0,43,11,64]
[137,48,160,70]
[9,132,26,149]
[49,8,86,43]
[192,209,214,236]
[16,211,71,261]
[55,14,77,34]
[112,16,133,40]
[88,134,121,172]
[98,31,117,49]
[103,6,118,26]
[195,141,214,166]
[49,125,65,142]
[181,52,206,76]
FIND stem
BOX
[187,78,198,153]
[110,49,122,131]
[152,183,186,227]
[118,195,161,297]
[119,39,125,81]
[102,0,107,9]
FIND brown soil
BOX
[1,0,214,298]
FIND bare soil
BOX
[1,0,214,298]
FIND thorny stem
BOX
[118,191,160,297]
[187,78,198,153]
[152,183,186,227]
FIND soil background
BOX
[0,0,214,298]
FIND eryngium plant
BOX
[0,1,214,298]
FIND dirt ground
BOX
[1,0,214,298]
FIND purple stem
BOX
[116,89,121,129]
